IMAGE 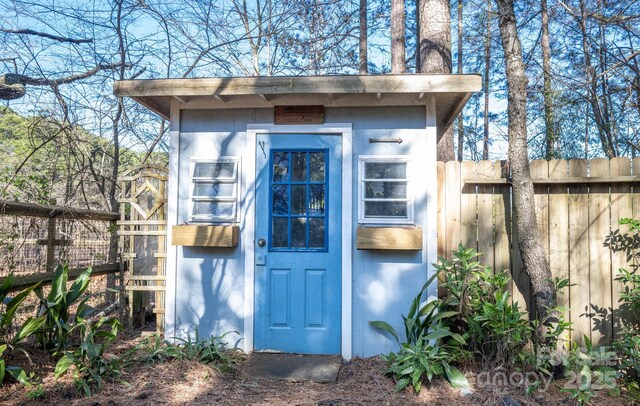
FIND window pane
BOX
[272,218,288,247]
[365,201,407,218]
[193,182,235,197]
[272,185,289,215]
[291,185,306,215]
[273,152,290,182]
[192,201,235,217]
[364,162,406,179]
[309,185,325,215]
[309,152,325,182]
[291,217,307,247]
[292,152,307,181]
[365,182,406,199]
[194,162,235,178]
[309,218,325,248]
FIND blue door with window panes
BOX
[254,134,341,354]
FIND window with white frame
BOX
[358,156,413,224]
[190,157,240,222]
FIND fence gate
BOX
[117,165,168,333]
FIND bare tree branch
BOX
[0,28,93,44]
[0,62,129,100]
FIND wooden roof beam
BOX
[114,74,482,98]
[213,94,227,103]
[172,95,189,104]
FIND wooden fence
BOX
[437,157,640,347]
[0,200,120,324]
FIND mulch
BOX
[0,331,636,406]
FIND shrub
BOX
[35,264,94,352]
[371,244,575,394]
[562,335,619,406]
[434,244,534,365]
[0,274,46,385]
[611,218,640,392]
[370,273,469,392]
[382,337,468,393]
[54,316,122,397]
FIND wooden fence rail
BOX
[0,200,119,272]
[437,157,640,347]
[0,263,120,292]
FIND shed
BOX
[114,74,481,359]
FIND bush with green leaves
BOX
[371,244,575,393]
[611,218,640,395]
[35,264,94,352]
[370,274,469,392]
[562,335,619,406]
[434,244,534,364]
[54,316,122,397]
[382,336,468,393]
[0,274,46,385]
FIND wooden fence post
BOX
[46,217,56,272]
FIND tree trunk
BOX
[359,0,368,74]
[577,0,614,158]
[495,0,555,340]
[482,0,491,161]
[418,0,454,161]
[456,0,463,161]
[541,0,555,159]
[391,0,405,73]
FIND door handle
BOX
[257,238,266,247]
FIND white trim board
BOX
[164,100,181,341]
[244,123,353,360]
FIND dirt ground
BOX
[0,331,636,406]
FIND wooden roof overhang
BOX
[114,74,482,138]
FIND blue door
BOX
[254,134,342,354]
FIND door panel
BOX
[254,134,341,354]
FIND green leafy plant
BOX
[0,274,46,385]
[613,255,640,394]
[434,244,534,364]
[123,334,183,365]
[54,316,122,397]
[174,330,240,370]
[0,273,45,345]
[609,218,640,393]
[369,274,465,347]
[35,265,93,352]
[370,274,469,392]
[562,335,619,406]
[382,337,468,393]
[123,330,243,375]
[26,384,46,399]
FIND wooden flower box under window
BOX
[356,226,423,250]
[172,225,239,248]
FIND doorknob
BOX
[257,238,266,247]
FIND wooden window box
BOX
[171,225,239,247]
[356,226,422,250]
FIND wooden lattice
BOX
[117,165,167,333]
